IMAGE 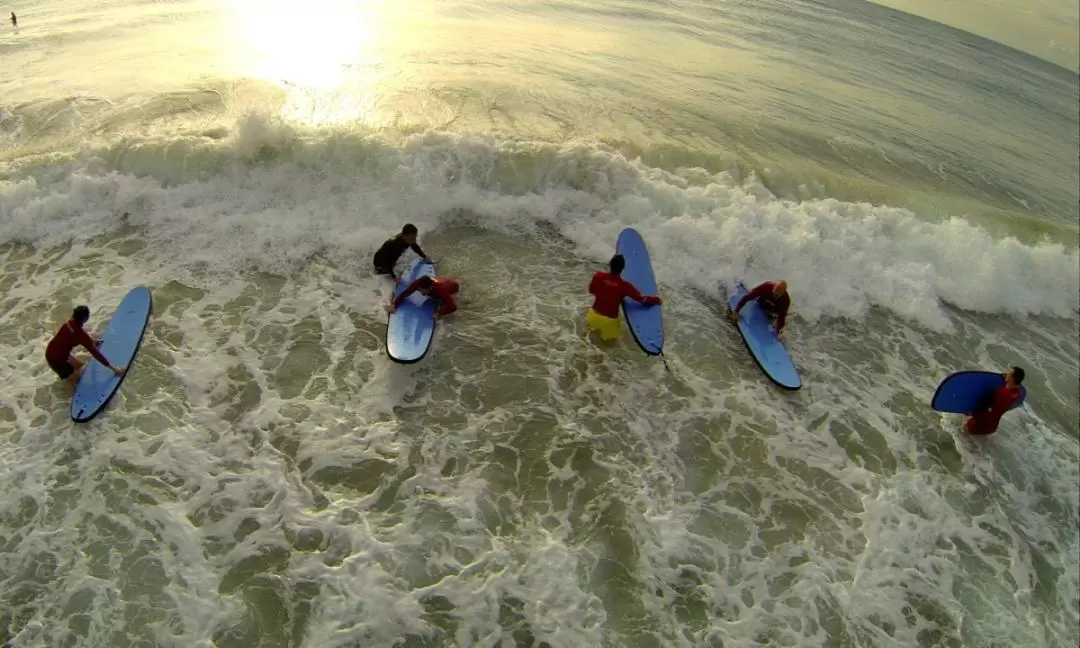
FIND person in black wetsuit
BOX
[10,12,16,27]
[373,224,429,279]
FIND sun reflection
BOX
[222,0,391,124]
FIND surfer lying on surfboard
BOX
[964,367,1025,435]
[732,280,791,341]
[45,306,126,385]
[586,254,661,342]
[389,275,461,320]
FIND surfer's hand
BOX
[777,329,786,341]
[111,365,126,375]
[731,311,740,323]
[387,302,397,314]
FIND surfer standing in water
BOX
[45,306,126,385]
[373,224,429,281]
[388,275,460,320]
[965,367,1025,435]
[732,280,791,341]
[586,254,661,342]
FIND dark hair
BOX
[1011,366,1025,385]
[416,276,434,290]
[609,254,626,275]
[402,224,418,236]
[72,305,90,323]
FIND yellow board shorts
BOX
[586,308,621,341]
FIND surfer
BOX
[10,12,15,27]
[586,254,661,342]
[388,275,460,320]
[373,224,429,280]
[731,280,791,340]
[45,306,126,385]
[964,367,1025,435]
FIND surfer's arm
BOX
[77,329,122,372]
[622,282,661,305]
[734,287,760,313]
[77,329,110,365]
[774,298,790,332]
[392,280,420,308]
[410,243,428,260]
[617,280,648,304]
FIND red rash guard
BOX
[45,320,108,366]
[735,281,791,331]
[395,278,460,316]
[965,386,1024,435]
[588,271,659,319]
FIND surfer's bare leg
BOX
[65,356,85,386]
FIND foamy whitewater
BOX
[1,0,1078,647]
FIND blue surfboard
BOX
[386,259,438,364]
[728,283,801,390]
[616,228,663,356]
[71,286,153,422]
[931,371,1026,414]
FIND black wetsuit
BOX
[373,235,427,275]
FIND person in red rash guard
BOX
[732,280,791,340]
[388,275,460,320]
[965,366,1026,435]
[45,305,125,385]
[586,254,661,342]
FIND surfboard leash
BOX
[1020,403,1038,423]
[659,349,673,374]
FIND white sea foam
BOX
[2,118,1076,335]
[0,117,1077,647]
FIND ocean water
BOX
[1,1,1078,647]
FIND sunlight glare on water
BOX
[222,0,396,124]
